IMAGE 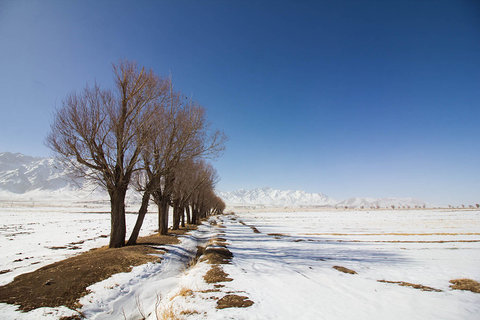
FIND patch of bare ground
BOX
[204,265,233,283]
[268,233,288,239]
[378,280,442,292]
[137,233,181,245]
[180,309,200,316]
[249,225,260,233]
[238,220,260,233]
[201,246,233,264]
[216,294,254,309]
[157,304,182,320]
[333,266,357,274]
[170,287,194,301]
[0,231,189,312]
[198,288,221,293]
[167,224,198,236]
[449,279,480,293]
[0,269,11,274]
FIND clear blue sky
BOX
[0,0,479,205]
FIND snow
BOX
[1,182,479,319]
[0,207,158,287]
[212,210,480,319]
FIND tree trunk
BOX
[192,205,199,225]
[181,206,185,228]
[159,198,169,235]
[109,187,127,248]
[186,205,191,225]
[126,191,151,245]
[172,204,180,230]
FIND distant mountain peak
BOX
[0,152,427,208]
[219,187,426,209]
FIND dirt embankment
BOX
[0,226,197,313]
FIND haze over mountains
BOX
[0,152,427,208]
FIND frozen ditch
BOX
[79,224,215,320]
[0,207,219,320]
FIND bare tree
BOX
[149,93,225,234]
[47,61,167,248]
[126,86,225,243]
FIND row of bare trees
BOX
[47,61,226,248]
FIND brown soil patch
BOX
[137,233,180,245]
[201,246,233,264]
[216,294,254,309]
[0,232,187,312]
[198,289,221,293]
[268,233,288,239]
[268,233,287,237]
[238,221,260,233]
[167,224,198,236]
[207,237,228,247]
[333,266,357,274]
[249,225,260,233]
[449,278,480,293]
[0,269,11,274]
[204,265,233,283]
[378,280,442,292]
[180,310,200,315]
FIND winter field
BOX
[1,206,479,319]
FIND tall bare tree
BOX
[47,61,167,248]
[126,86,226,243]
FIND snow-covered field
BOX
[1,208,479,319]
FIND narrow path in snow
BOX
[79,224,215,320]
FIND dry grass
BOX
[238,220,260,233]
[167,224,198,236]
[200,247,233,264]
[180,309,200,316]
[170,287,193,301]
[449,278,480,293]
[0,231,191,312]
[268,233,288,239]
[378,280,442,292]
[204,265,233,283]
[137,233,180,245]
[333,266,357,274]
[156,304,181,320]
[216,294,254,309]
[207,237,228,247]
[198,288,221,293]
[268,233,288,237]
[249,225,261,233]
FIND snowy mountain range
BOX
[0,152,103,201]
[218,188,337,207]
[0,152,427,208]
[218,188,426,209]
